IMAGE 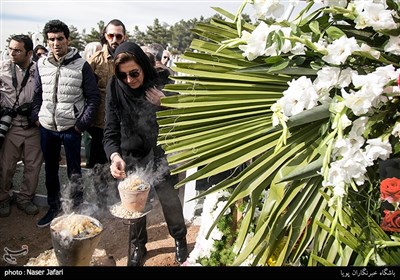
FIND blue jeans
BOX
[40,126,82,209]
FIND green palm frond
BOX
[157,2,400,266]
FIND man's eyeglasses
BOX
[117,69,141,80]
[8,47,23,55]
[163,56,170,61]
[106,33,124,41]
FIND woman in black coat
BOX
[103,42,187,266]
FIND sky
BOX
[0,0,249,50]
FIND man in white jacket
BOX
[31,20,100,227]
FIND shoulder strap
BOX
[11,62,33,109]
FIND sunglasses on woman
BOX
[117,69,141,80]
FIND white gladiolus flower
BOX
[314,66,355,91]
[322,36,360,65]
[314,38,328,52]
[279,76,319,117]
[324,163,347,188]
[384,36,400,55]
[374,64,398,81]
[252,0,285,20]
[355,2,397,31]
[341,88,374,116]
[360,43,381,59]
[186,189,233,265]
[341,155,368,184]
[349,116,368,137]
[239,22,269,61]
[263,25,292,57]
[316,0,348,7]
[365,138,392,161]
[333,137,364,160]
[291,42,306,55]
[239,22,297,60]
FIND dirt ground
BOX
[0,192,199,267]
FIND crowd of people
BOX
[0,19,185,266]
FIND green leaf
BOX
[268,103,331,133]
[268,59,290,73]
[279,157,323,182]
[326,26,346,40]
[309,21,321,35]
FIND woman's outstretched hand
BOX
[110,154,126,179]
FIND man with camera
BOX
[0,35,44,217]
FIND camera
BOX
[0,108,17,148]
[16,103,32,117]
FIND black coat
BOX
[103,77,166,172]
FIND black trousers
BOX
[130,173,187,246]
[86,126,107,168]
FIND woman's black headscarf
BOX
[114,41,160,90]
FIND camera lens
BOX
[0,114,13,139]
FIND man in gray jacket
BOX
[31,20,100,227]
[0,35,43,217]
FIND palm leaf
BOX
[157,1,399,266]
